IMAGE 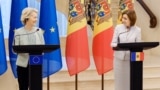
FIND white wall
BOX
[135,0,160,55]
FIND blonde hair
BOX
[21,7,38,25]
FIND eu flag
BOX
[9,0,27,77]
[39,0,62,77]
[0,7,7,75]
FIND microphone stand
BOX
[13,29,39,46]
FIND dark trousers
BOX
[17,65,29,90]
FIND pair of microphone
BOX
[13,28,39,46]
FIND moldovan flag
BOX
[66,0,90,76]
[92,0,114,75]
[117,0,134,24]
[131,52,144,61]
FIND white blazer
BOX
[111,24,141,60]
[14,27,45,67]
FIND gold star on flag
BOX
[50,27,55,33]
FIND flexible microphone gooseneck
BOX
[117,31,128,43]
[13,29,39,45]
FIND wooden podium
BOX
[114,42,159,90]
[13,45,60,90]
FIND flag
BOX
[131,52,144,61]
[9,0,27,78]
[66,0,90,76]
[92,0,114,75]
[117,0,134,24]
[0,7,7,75]
[39,0,62,77]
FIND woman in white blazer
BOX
[111,9,141,90]
[14,7,45,90]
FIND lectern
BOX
[13,45,60,90]
[113,42,159,90]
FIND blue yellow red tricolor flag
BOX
[117,0,134,24]
[131,52,144,61]
[65,0,90,76]
[92,0,114,75]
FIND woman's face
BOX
[26,12,38,26]
[121,14,130,27]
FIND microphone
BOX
[117,31,128,43]
[13,28,39,45]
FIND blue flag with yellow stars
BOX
[0,6,7,75]
[39,0,62,77]
[8,0,27,78]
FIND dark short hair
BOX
[122,9,137,26]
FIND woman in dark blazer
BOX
[111,9,141,90]
[14,7,45,90]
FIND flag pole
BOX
[102,74,104,90]
[47,77,50,90]
[75,74,78,90]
